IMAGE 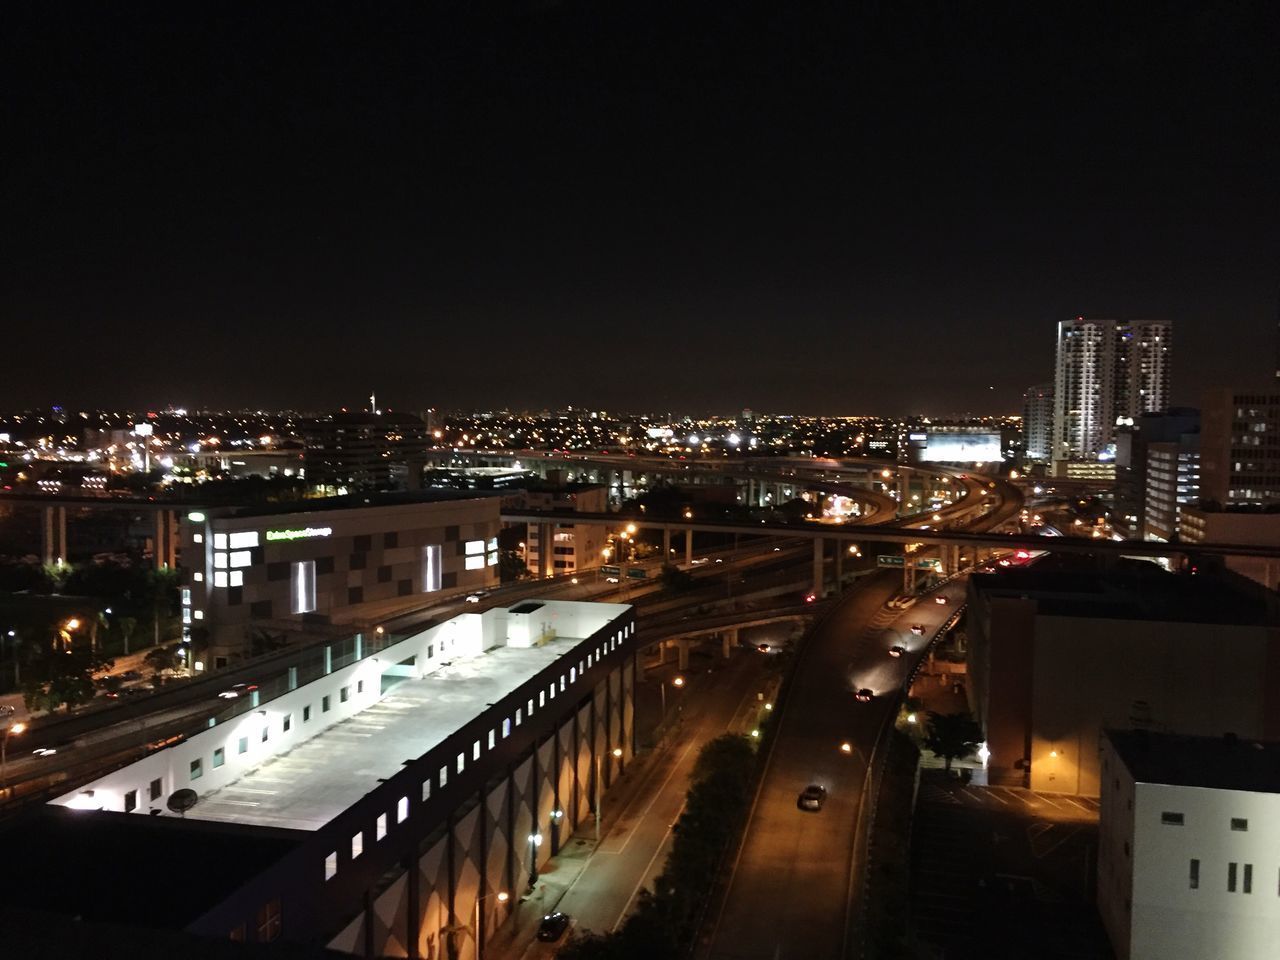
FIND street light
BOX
[660,675,686,722]
[473,889,509,959]
[2,721,27,789]
[527,832,543,888]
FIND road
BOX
[704,571,969,960]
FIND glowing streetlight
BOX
[840,742,853,754]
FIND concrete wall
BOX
[1030,617,1273,796]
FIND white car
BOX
[605,576,620,584]
[465,591,487,603]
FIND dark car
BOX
[855,688,874,702]
[910,624,926,636]
[537,912,571,942]
[119,670,143,682]
[888,645,905,658]
[797,784,827,811]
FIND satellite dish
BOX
[167,788,198,816]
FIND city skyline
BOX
[5,4,1279,412]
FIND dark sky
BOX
[4,2,1278,415]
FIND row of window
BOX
[1160,811,1249,831]
[1188,859,1273,895]
[322,623,632,883]
[185,681,366,783]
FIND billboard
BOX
[919,431,1002,463]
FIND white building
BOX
[1099,729,1280,960]
[1053,318,1172,465]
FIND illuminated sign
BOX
[265,526,334,542]
[920,432,1002,463]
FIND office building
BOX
[180,492,501,666]
[503,483,609,578]
[1098,729,1280,960]
[1199,389,1280,507]
[1180,505,1280,591]
[303,411,432,491]
[1143,437,1200,541]
[1022,382,1054,462]
[1052,318,1172,464]
[966,564,1280,796]
[1112,409,1199,539]
[15,600,636,956]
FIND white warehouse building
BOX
[1099,729,1280,960]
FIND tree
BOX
[117,615,138,655]
[923,711,984,772]
[144,644,180,679]
[20,631,112,714]
[498,549,529,583]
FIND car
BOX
[31,747,57,757]
[536,912,571,942]
[0,705,15,718]
[772,546,782,552]
[910,624,925,636]
[797,784,827,811]
[118,670,143,682]
[804,592,817,603]
[218,682,258,700]
[888,645,905,658]
[757,643,771,654]
[605,576,620,584]
[714,558,723,564]
[934,596,948,605]
[691,557,709,565]
[855,688,874,702]
[465,591,488,603]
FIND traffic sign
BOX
[877,555,905,567]
[626,568,649,580]
[600,565,621,577]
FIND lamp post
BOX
[660,675,685,722]
[2,721,27,789]
[527,832,543,888]
[594,747,623,842]
[549,808,564,853]
[474,889,508,960]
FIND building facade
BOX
[36,600,637,958]
[181,493,501,666]
[1143,436,1200,541]
[1099,729,1280,960]
[966,567,1280,795]
[1053,318,1172,464]
[1199,389,1280,507]
[303,412,433,491]
[504,484,609,578]
[1179,505,1280,591]
[1022,382,1054,462]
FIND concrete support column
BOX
[538,522,553,578]
[155,510,166,569]
[662,526,671,562]
[722,629,736,659]
[835,541,844,588]
[812,537,824,597]
[685,529,693,565]
[677,637,689,672]
[42,506,55,565]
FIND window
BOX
[229,570,244,587]
[502,718,511,738]
[539,691,546,707]
[283,714,292,733]
[398,796,410,823]
[190,758,203,780]
[1232,817,1249,831]
[1244,863,1253,894]
[422,544,443,593]
[124,789,137,813]
[325,852,337,881]
[150,778,162,801]
[340,686,350,704]
[473,740,480,761]
[1189,858,1199,889]
[291,560,317,615]
[239,736,249,755]
[1229,862,1238,892]
[528,698,534,715]
[323,695,331,713]
[465,539,485,555]
[255,898,281,943]
[1161,812,1184,825]
[214,552,229,569]
[457,753,465,774]
[303,705,311,722]
[422,780,431,801]
[213,747,225,768]
[357,680,364,694]
[261,726,269,743]
[376,813,387,841]
[570,667,576,683]
[214,533,228,549]
[229,551,252,568]
[516,708,523,726]
[229,531,259,550]
[489,729,496,748]
[213,572,229,588]
[465,555,485,571]
[439,766,448,788]
[351,831,363,859]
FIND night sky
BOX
[4,3,1278,414]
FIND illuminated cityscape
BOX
[3,5,1279,960]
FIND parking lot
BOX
[909,772,1114,959]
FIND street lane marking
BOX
[613,798,687,931]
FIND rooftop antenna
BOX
[370,390,378,414]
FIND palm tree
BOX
[924,711,983,773]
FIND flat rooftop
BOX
[210,488,499,519]
[1109,729,1280,795]
[188,633,593,831]
[971,563,1272,626]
